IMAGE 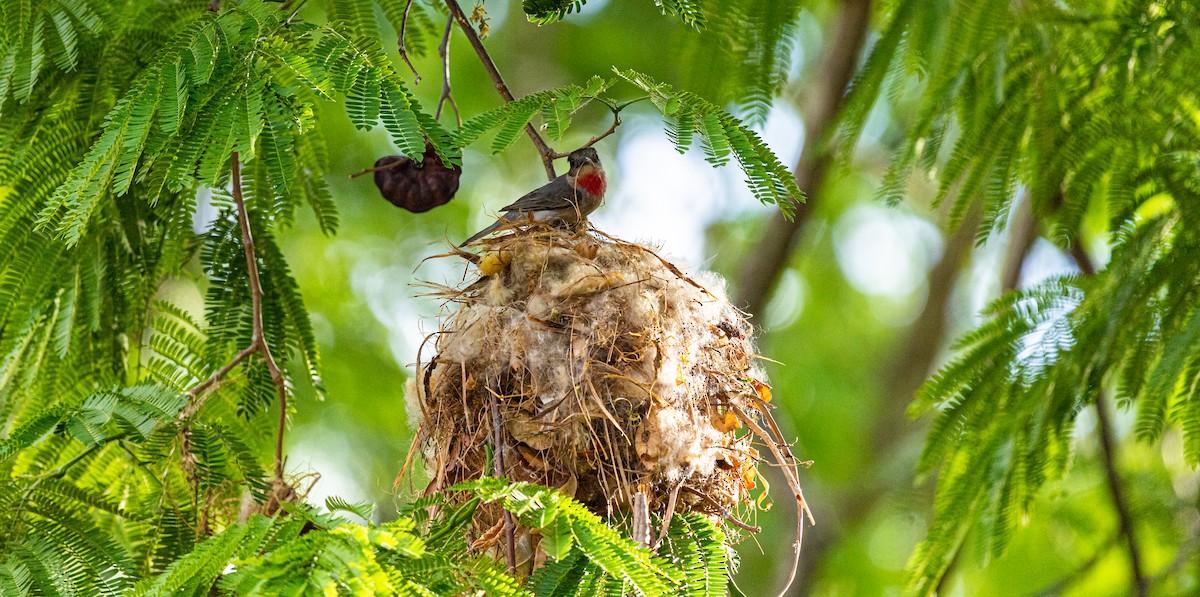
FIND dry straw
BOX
[404,224,811,581]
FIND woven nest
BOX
[406,225,809,571]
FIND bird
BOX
[461,147,606,246]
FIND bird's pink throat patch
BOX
[577,171,606,197]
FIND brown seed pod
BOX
[373,144,462,213]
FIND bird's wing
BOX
[498,177,577,212]
[460,219,503,247]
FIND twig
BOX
[729,404,812,597]
[40,433,130,481]
[577,112,620,150]
[546,98,634,158]
[1095,394,1148,596]
[632,491,652,547]
[680,486,761,532]
[180,154,291,490]
[652,469,689,549]
[443,0,557,180]
[179,344,258,419]
[1066,238,1143,594]
[348,159,404,179]
[1026,532,1120,597]
[282,0,306,21]
[1001,195,1037,291]
[436,15,461,124]
[397,0,422,83]
[230,153,291,484]
[488,394,517,574]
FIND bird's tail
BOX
[459,219,502,247]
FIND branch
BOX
[1027,532,1120,597]
[435,15,461,124]
[229,153,291,484]
[547,97,636,158]
[180,153,291,491]
[487,393,517,574]
[735,0,872,317]
[1094,394,1148,596]
[680,486,761,532]
[443,0,558,180]
[1070,240,1096,276]
[582,106,623,147]
[1001,195,1038,291]
[180,344,258,417]
[397,0,422,83]
[1068,240,1145,595]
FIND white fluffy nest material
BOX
[409,226,803,527]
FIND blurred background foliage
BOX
[275,1,1196,594]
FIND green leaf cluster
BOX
[522,0,703,29]
[618,69,803,217]
[0,0,790,593]
[463,478,730,596]
[455,76,611,151]
[838,0,1200,592]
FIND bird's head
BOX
[566,147,606,197]
[567,147,601,173]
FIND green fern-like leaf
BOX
[523,0,588,25]
[460,478,687,596]
[616,68,802,217]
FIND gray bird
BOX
[461,147,607,246]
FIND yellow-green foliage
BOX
[838,1,1200,593]
[0,1,776,594]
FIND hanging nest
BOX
[405,224,810,574]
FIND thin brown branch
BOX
[680,486,762,532]
[230,153,291,484]
[652,470,688,549]
[181,344,259,418]
[1095,393,1148,595]
[1068,239,1145,595]
[176,154,293,512]
[443,0,557,180]
[488,394,517,574]
[435,15,461,125]
[632,491,652,547]
[1001,196,1038,291]
[735,0,872,317]
[1027,532,1120,597]
[729,404,812,597]
[397,0,422,83]
[348,159,403,179]
[548,106,623,159]
[1070,240,1096,276]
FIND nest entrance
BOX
[408,225,808,573]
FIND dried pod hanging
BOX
[373,144,462,213]
[407,225,810,575]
